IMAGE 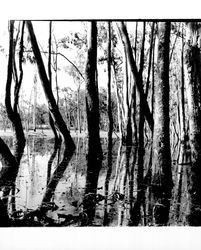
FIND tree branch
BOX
[23,49,85,81]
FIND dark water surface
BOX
[0,135,191,226]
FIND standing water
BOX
[0,134,192,226]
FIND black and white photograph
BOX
[0,1,201,249]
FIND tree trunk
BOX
[48,21,61,141]
[104,22,115,226]
[77,86,81,133]
[107,20,113,188]
[180,25,186,142]
[151,22,172,226]
[82,21,102,225]
[26,21,75,210]
[129,22,146,225]
[151,30,156,115]
[26,21,75,152]
[184,22,201,225]
[146,22,155,98]
[112,66,123,137]
[5,20,26,163]
[0,21,25,180]
[33,73,37,131]
[0,21,26,225]
[119,22,154,132]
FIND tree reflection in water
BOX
[0,135,201,226]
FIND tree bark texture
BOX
[179,25,186,142]
[152,22,173,226]
[184,22,201,225]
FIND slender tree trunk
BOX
[77,86,81,133]
[5,20,26,163]
[26,21,75,152]
[134,22,138,61]
[119,26,133,144]
[146,22,155,97]
[104,29,114,224]
[48,21,52,87]
[132,83,138,144]
[107,20,113,196]
[33,73,37,131]
[151,22,172,226]
[180,25,186,142]
[47,26,61,185]
[48,21,60,141]
[129,22,146,225]
[82,21,102,225]
[112,66,123,137]
[151,31,156,115]
[131,22,138,144]
[130,99,145,226]
[119,22,154,132]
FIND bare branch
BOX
[23,49,85,82]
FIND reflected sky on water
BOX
[0,135,192,226]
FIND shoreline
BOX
[0,129,120,139]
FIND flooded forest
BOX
[0,20,201,227]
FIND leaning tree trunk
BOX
[26,21,75,153]
[82,21,103,226]
[119,22,154,132]
[26,21,76,210]
[151,22,173,226]
[184,22,201,225]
